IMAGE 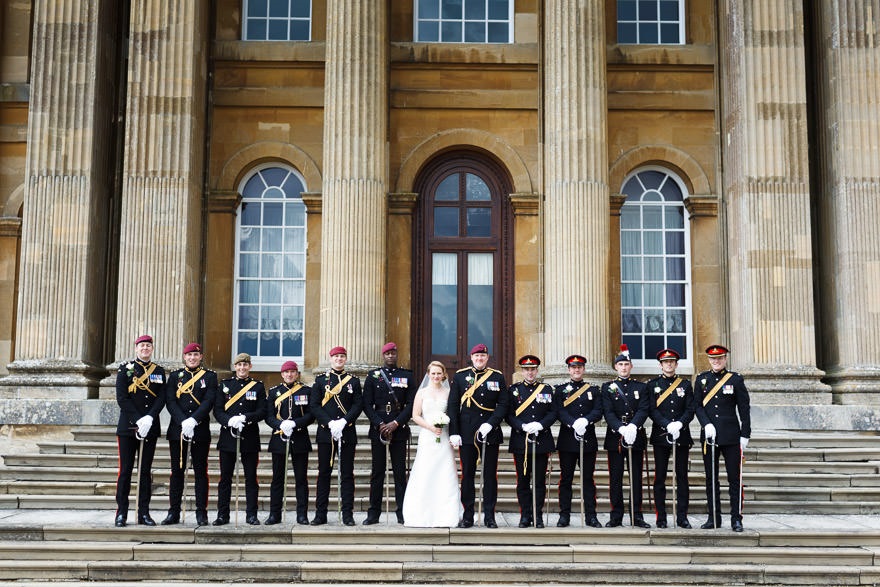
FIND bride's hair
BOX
[425,360,448,381]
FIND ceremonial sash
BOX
[460,370,494,410]
[515,383,547,416]
[275,383,302,409]
[322,374,352,407]
[701,373,733,407]
[128,363,157,396]
[176,369,206,404]
[655,377,683,407]
[225,380,258,411]
[563,382,589,407]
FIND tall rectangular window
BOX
[617,0,684,44]
[243,0,311,41]
[415,0,513,43]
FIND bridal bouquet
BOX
[432,413,450,443]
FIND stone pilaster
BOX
[318,0,387,369]
[111,0,207,367]
[542,0,612,382]
[1,0,119,398]
[813,1,880,404]
[719,0,829,403]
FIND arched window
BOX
[234,165,307,370]
[617,0,685,45]
[620,168,692,372]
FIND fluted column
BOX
[111,0,207,366]
[1,0,118,397]
[542,0,611,380]
[318,0,387,369]
[814,1,880,404]
[719,0,829,402]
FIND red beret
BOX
[135,335,153,345]
[381,342,397,354]
[565,354,587,366]
[470,343,489,355]
[280,360,299,372]
[183,342,202,354]
[706,344,729,357]
[329,346,347,357]
[656,348,680,362]
[518,354,541,367]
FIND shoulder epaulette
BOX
[456,367,472,373]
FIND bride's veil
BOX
[418,373,451,393]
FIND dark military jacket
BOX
[601,377,650,451]
[214,376,266,453]
[694,369,751,446]
[115,359,166,438]
[554,380,604,453]
[309,369,363,445]
[447,366,509,446]
[362,365,417,444]
[647,374,695,447]
[265,381,314,454]
[506,380,556,454]
[164,366,217,443]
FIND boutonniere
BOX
[373,370,381,378]
[276,390,282,397]
[701,378,707,386]
[465,375,474,384]
[654,386,661,393]
[125,362,134,377]
[609,383,618,393]
[565,384,573,392]
[512,390,519,397]
[223,385,229,393]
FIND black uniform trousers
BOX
[558,449,598,517]
[367,437,407,517]
[315,440,356,518]
[703,442,742,523]
[607,447,645,522]
[459,442,499,522]
[513,452,549,520]
[167,436,210,515]
[269,451,309,517]
[116,435,158,516]
[216,450,259,519]
[652,443,689,521]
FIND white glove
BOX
[704,423,717,440]
[136,415,153,438]
[449,434,462,448]
[329,418,347,437]
[477,422,493,439]
[619,423,637,445]
[228,415,246,431]
[666,421,682,441]
[280,420,296,437]
[522,422,537,435]
[181,417,197,439]
[572,417,589,437]
[740,436,749,450]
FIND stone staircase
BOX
[0,424,878,584]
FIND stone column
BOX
[1,0,119,398]
[719,0,829,402]
[813,1,880,404]
[111,0,207,367]
[318,0,387,369]
[542,0,611,381]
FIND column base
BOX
[824,366,880,405]
[0,360,107,399]
[737,365,832,405]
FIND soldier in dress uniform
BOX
[114,334,166,527]
[647,348,695,528]
[553,354,604,528]
[506,355,556,528]
[694,344,751,532]
[161,342,217,526]
[447,343,509,528]
[309,346,363,526]
[264,360,314,525]
[362,342,417,525]
[601,344,651,528]
[212,353,266,525]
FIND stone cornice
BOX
[609,193,627,216]
[388,192,417,215]
[509,192,539,216]
[301,192,322,214]
[0,217,22,237]
[207,190,241,214]
[684,194,719,217]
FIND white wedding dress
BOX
[402,392,462,527]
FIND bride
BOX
[402,361,462,527]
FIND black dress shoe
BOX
[656,518,668,529]
[556,515,570,528]
[297,515,310,525]
[212,517,229,526]
[634,517,651,528]
[518,517,532,528]
[137,514,156,526]
[342,516,356,527]
[396,511,405,524]
[605,519,622,527]
[362,517,380,526]
[731,519,744,532]
[310,516,327,526]
[246,515,260,525]
[160,512,180,525]
[264,514,282,525]
[484,517,498,528]
[677,518,692,529]
[114,514,127,527]
[196,512,209,526]
[457,519,473,528]
[535,518,544,529]
[587,515,603,528]
[700,519,721,529]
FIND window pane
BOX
[667,335,687,358]
[644,283,663,306]
[441,21,462,42]
[436,174,459,201]
[282,305,304,330]
[249,0,269,17]
[644,257,664,280]
[643,205,662,229]
[622,257,641,280]
[442,0,463,19]
[618,0,637,20]
[665,205,684,228]
[431,253,458,355]
[639,170,664,190]
[621,283,641,306]
[644,335,665,359]
[621,176,641,199]
[285,227,305,251]
[667,310,685,333]
[285,202,306,225]
[261,305,280,330]
[639,22,658,43]
[239,281,260,304]
[418,21,439,42]
[282,281,305,305]
[621,205,640,229]
[466,207,491,236]
[666,257,685,280]
[621,231,640,254]
[622,309,642,333]
[290,20,310,40]
[283,253,305,278]
[645,310,665,334]
[420,0,439,19]
[488,0,508,19]
[238,332,258,355]
[618,22,637,43]
[262,227,283,251]
[467,253,494,352]
[263,202,283,226]
[434,207,459,236]
[666,283,685,306]
[659,0,679,19]
[239,306,259,330]
[665,231,684,254]
[262,281,281,304]
[643,231,663,254]
[269,0,288,17]
[291,0,310,18]
[260,332,280,357]
[465,173,491,201]
[661,179,683,201]
[638,0,658,19]
[660,22,680,43]
[623,335,643,359]
[240,227,260,251]
[465,0,485,19]
[239,253,260,277]
[282,331,303,356]
[241,202,260,225]
[642,190,662,202]
[487,22,508,42]
[246,19,267,40]
[464,21,484,42]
